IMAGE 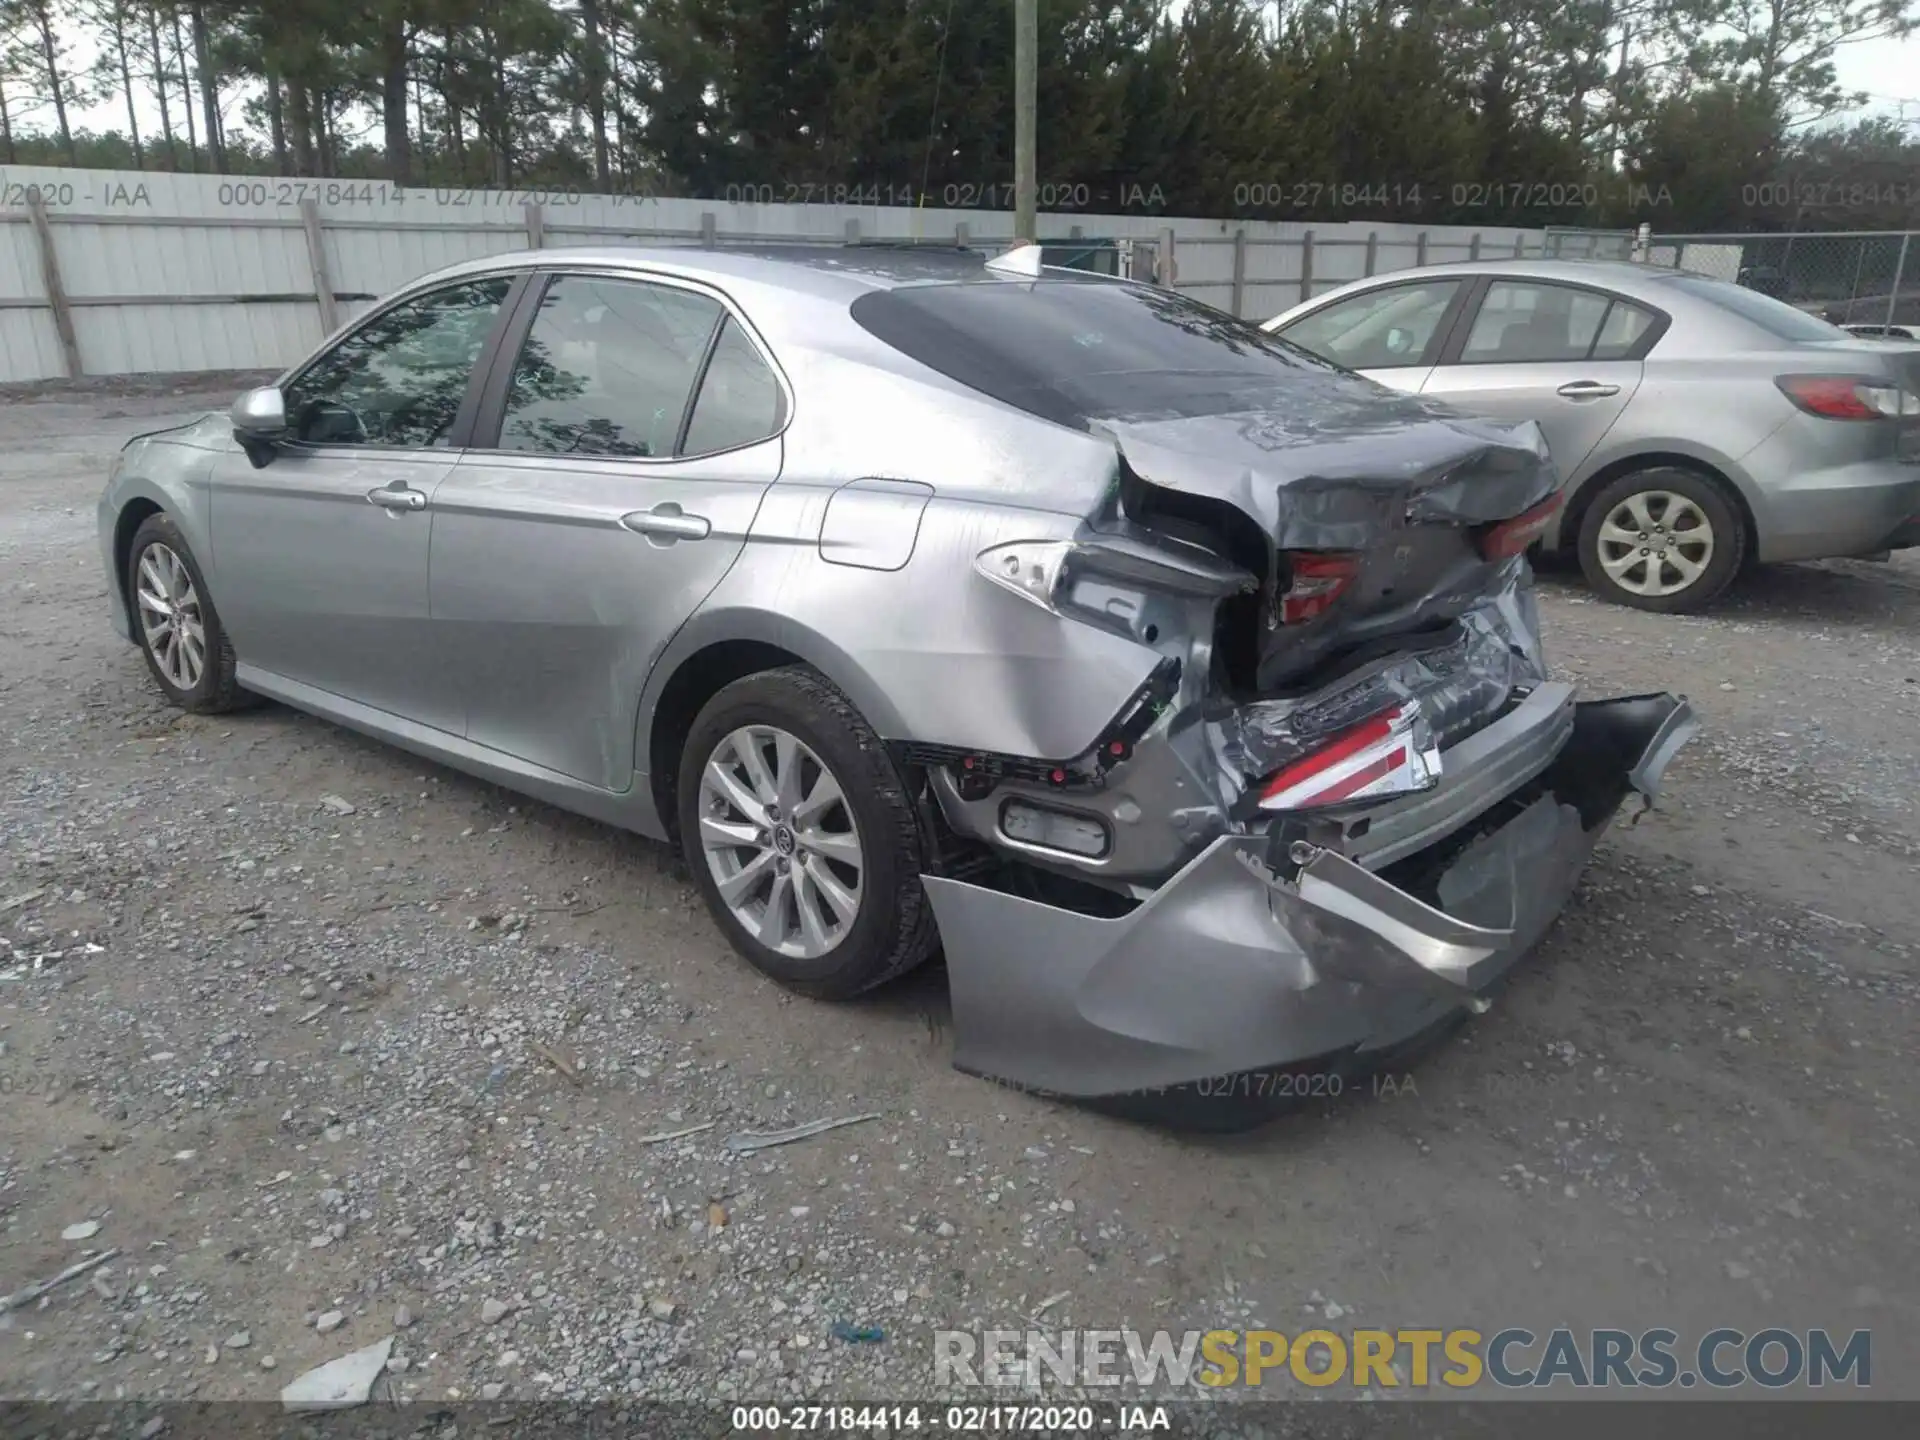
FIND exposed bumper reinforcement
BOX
[922,691,1696,1130]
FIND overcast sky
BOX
[39,16,1920,148]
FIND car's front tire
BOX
[125,512,252,713]
[1576,466,1745,613]
[676,665,939,999]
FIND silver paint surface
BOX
[1264,256,1920,562]
[98,245,1699,1104]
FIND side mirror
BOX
[232,385,287,438]
[231,386,287,469]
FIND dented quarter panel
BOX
[639,486,1163,777]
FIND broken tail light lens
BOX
[1776,375,1920,420]
[1257,702,1441,811]
[1277,551,1359,624]
[1478,493,1564,561]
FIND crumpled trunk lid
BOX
[1093,376,1558,694]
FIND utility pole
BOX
[1014,0,1037,243]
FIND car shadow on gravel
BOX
[1534,551,1920,625]
[1717,556,1920,621]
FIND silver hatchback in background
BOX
[1265,259,1920,611]
[98,244,1694,1130]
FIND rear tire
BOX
[1576,466,1745,613]
[125,513,253,713]
[676,665,939,999]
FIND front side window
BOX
[1280,280,1463,369]
[285,276,512,447]
[499,275,724,457]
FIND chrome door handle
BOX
[1556,380,1621,399]
[367,485,427,510]
[621,503,711,543]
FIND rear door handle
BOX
[1556,380,1621,399]
[621,503,711,543]
[367,485,427,511]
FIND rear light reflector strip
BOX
[1257,702,1442,811]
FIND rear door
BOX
[1418,278,1660,481]
[1271,277,1471,393]
[427,269,786,790]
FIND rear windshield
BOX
[1654,273,1846,343]
[848,279,1342,428]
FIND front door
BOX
[429,271,788,790]
[209,274,517,733]
[1419,278,1654,481]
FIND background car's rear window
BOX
[1655,274,1846,343]
[849,279,1340,427]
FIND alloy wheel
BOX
[1594,489,1715,599]
[697,724,864,960]
[135,542,207,690]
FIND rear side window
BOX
[1459,280,1661,363]
[683,317,785,455]
[1591,299,1658,359]
[499,275,722,457]
[849,278,1341,429]
[1460,281,1610,364]
[1658,273,1846,342]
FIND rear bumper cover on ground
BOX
[922,692,1695,1125]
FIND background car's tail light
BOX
[1256,702,1441,811]
[999,800,1111,858]
[1776,375,1920,420]
[1277,552,1359,624]
[1478,494,1564,561]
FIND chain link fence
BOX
[1541,227,1639,260]
[1644,231,1918,332]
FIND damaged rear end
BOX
[857,275,1695,1128]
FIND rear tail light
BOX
[1277,551,1359,624]
[1478,493,1564,561]
[1256,702,1441,811]
[1776,374,1920,420]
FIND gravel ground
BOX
[2,380,1917,1413]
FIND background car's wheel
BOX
[677,665,939,999]
[1576,467,1745,613]
[126,512,252,713]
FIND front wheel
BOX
[1576,467,1745,613]
[126,513,253,712]
[676,665,939,999]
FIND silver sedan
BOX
[1265,258,1920,611]
[98,245,1691,1129]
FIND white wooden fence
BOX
[0,165,1560,383]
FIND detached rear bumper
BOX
[922,692,1695,1130]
